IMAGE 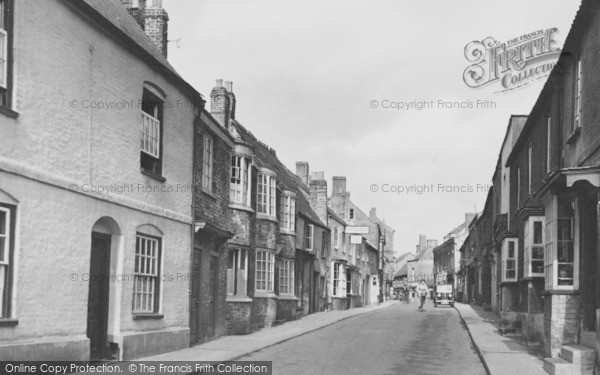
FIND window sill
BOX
[229,203,254,213]
[541,289,580,296]
[566,127,581,145]
[253,291,278,299]
[256,213,277,223]
[0,106,18,119]
[141,169,166,183]
[277,294,299,301]
[279,228,296,236]
[520,276,544,282]
[0,318,18,326]
[226,295,253,303]
[499,281,518,286]
[202,188,217,200]
[132,313,164,320]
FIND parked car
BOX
[433,284,454,307]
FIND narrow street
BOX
[240,302,487,375]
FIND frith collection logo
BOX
[463,28,561,92]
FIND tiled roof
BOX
[231,120,327,228]
[70,0,202,102]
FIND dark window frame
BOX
[0,0,16,118]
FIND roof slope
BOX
[71,0,202,102]
[232,120,326,228]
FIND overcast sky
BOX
[165,0,580,256]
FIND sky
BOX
[164,0,581,257]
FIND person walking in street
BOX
[416,280,428,311]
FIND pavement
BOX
[138,300,399,363]
[454,302,547,375]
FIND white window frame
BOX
[0,206,9,265]
[202,134,214,192]
[544,196,579,290]
[524,216,545,277]
[546,117,552,174]
[141,109,160,159]
[279,191,296,232]
[230,154,252,206]
[0,205,10,319]
[501,238,518,282]
[304,223,314,251]
[255,250,275,292]
[332,262,346,297]
[573,59,582,130]
[133,234,161,314]
[227,248,248,297]
[279,259,294,295]
[257,170,276,217]
[0,28,6,89]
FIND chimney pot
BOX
[224,81,233,92]
[216,79,223,88]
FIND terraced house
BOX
[0,0,200,360]
[459,1,600,373]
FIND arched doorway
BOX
[88,217,121,361]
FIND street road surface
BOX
[240,301,487,375]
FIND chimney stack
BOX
[295,162,310,185]
[369,207,377,219]
[332,176,347,197]
[224,81,236,120]
[210,79,231,128]
[144,0,169,58]
[418,235,427,252]
[309,172,328,223]
[120,0,146,28]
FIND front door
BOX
[190,248,202,345]
[207,255,218,338]
[87,232,111,361]
[346,269,352,309]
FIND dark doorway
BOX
[190,248,202,345]
[207,255,218,338]
[346,269,352,309]
[87,232,111,361]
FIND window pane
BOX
[0,210,5,235]
[533,221,543,244]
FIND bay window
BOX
[304,224,314,251]
[230,153,252,206]
[332,262,345,297]
[202,135,214,192]
[257,170,276,217]
[255,250,274,292]
[227,248,248,296]
[524,217,545,277]
[501,238,518,282]
[279,191,296,232]
[279,259,294,295]
[544,196,579,290]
